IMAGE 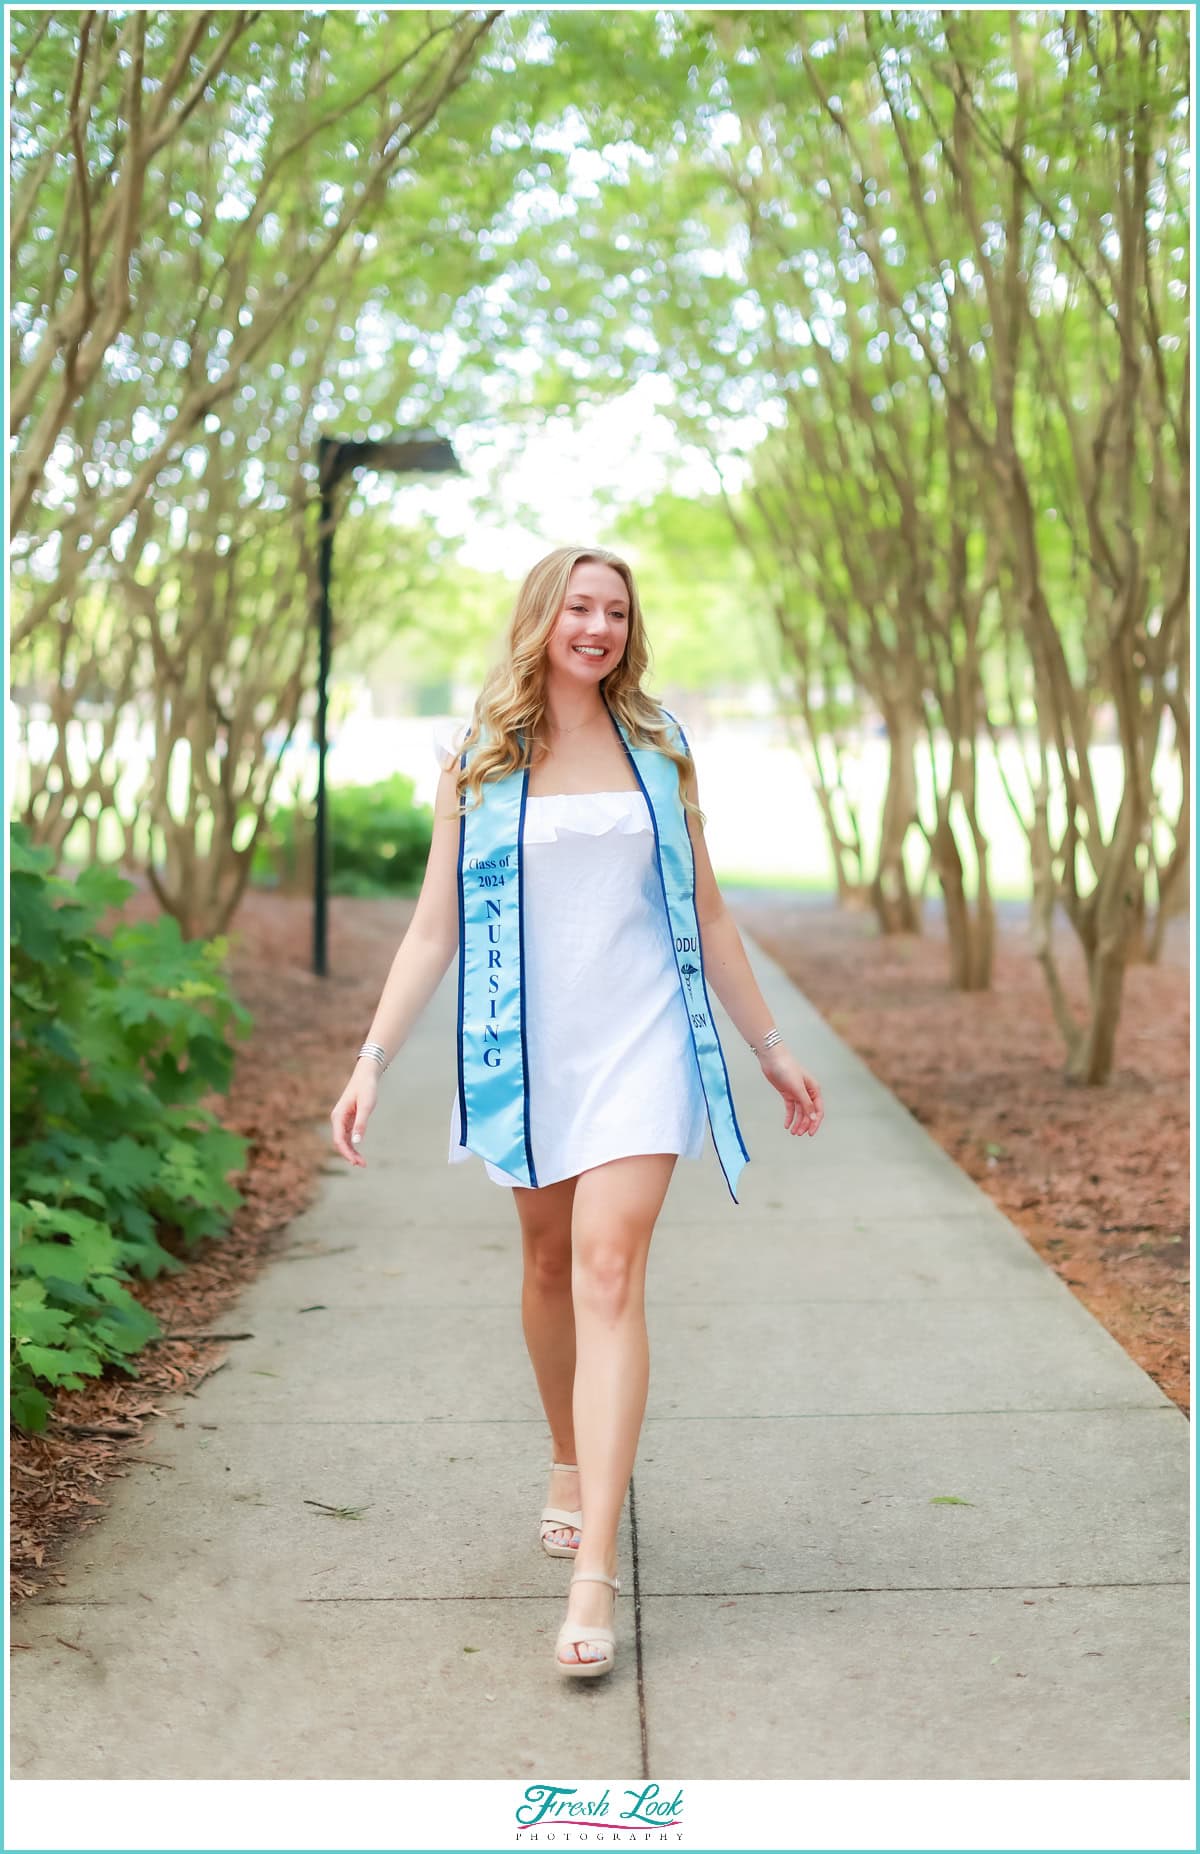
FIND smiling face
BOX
[545,559,630,685]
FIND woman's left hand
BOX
[758,1045,824,1137]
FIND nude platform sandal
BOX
[540,1460,583,1558]
[555,1570,620,1678]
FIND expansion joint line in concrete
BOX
[628,1473,650,1780]
[202,1403,1176,1427]
[45,1576,1188,1616]
[635,1577,1191,1599]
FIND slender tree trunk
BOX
[1070,927,1132,1085]
[1124,870,1151,964]
[788,689,869,906]
[1146,842,1189,962]
[928,816,995,991]
[966,805,996,991]
[756,587,874,911]
[870,704,922,934]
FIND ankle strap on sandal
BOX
[550,1461,580,1472]
[571,1570,620,1591]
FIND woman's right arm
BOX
[329,760,463,1166]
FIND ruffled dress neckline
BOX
[522,787,648,844]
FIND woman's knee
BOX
[569,1154,676,1314]
[572,1233,641,1316]
[526,1228,572,1291]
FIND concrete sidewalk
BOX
[10,936,1190,1781]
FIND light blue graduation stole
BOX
[454,700,750,1203]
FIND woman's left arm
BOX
[684,761,824,1139]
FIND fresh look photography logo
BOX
[514,1783,685,1841]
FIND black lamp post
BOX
[313,432,460,977]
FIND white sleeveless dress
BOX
[433,719,709,1189]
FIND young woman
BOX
[329,544,823,1680]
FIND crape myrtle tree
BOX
[811,8,1191,1075]
[8,7,567,935]
[726,7,1188,1023]
[755,6,1190,1047]
[433,7,1189,1069]
[715,18,1011,979]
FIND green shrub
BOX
[253,773,433,897]
[9,826,253,1433]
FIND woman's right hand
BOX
[330,1063,380,1167]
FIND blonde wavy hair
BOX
[442,544,704,827]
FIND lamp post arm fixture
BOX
[312,430,461,978]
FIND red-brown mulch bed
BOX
[10,888,414,1606]
[730,892,1191,1418]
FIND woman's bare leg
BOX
[513,1173,580,1548]
[558,1151,677,1665]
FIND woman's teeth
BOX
[573,646,606,657]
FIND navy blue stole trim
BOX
[658,706,751,1178]
[516,760,537,1185]
[455,747,468,1152]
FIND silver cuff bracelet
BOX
[750,1027,783,1055]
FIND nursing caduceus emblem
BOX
[680,959,699,1005]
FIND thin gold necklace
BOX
[546,707,606,737]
